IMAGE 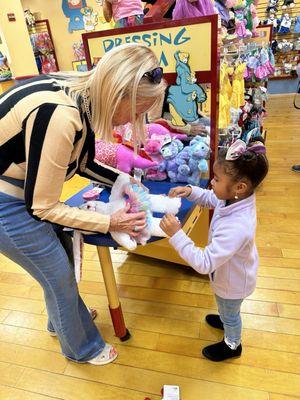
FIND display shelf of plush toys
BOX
[257,0,300,79]
[27,19,59,73]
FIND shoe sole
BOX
[292,169,300,173]
[88,351,118,366]
[202,349,242,362]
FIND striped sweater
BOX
[0,75,121,234]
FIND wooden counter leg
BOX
[96,246,131,341]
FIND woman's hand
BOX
[160,214,181,237]
[168,186,192,198]
[109,203,147,237]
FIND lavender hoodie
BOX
[169,186,259,299]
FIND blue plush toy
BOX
[176,136,210,186]
[159,136,184,182]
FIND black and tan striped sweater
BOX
[0,75,120,234]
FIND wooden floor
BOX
[1,94,300,400]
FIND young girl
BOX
[103,0,144,28]
[160,139,269,362]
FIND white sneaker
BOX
[88,344,118,365]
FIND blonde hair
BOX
[60,43,167,146]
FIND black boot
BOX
[205,314,224,330]
[202,339,242,362]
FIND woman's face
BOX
[112,96,156,126]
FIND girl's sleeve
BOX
[24,104,111,234]
[169,224,247,275]
[187,185,219,209]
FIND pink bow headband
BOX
[225,139,266,161]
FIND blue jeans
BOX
[0,191,105,362]
[215,294,243,349]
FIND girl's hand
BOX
[168,186,192,198]
[109,204,147,237]
[160,214,182,237]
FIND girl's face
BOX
[210,162,237,201]
[112,96,156,126]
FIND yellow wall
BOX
[21,0,114,71]
[0,0,38,77]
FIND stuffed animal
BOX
[282,0,295,9]
[144,137,167,181]
[278,13,292,34]
[94,139,157,174]
[266,0,279,13]
[81,174,182,250]
[147,123,188,142]
[159,136,185,182]
[176,136,210,185]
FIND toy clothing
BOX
[231,62,247,110]
[172,0,216,19]
[278,14,292,34]
[169,186,259,299]
[294,16,300,33]
[218,62,233,129]
[107,0,143,22]
[115,13,144,27]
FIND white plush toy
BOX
[81,174,182,251]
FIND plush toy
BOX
[24,9,36,27]
[265,13,278,32]
[282,0,295,9]
[266,0,279,13]
[114,122,188,146]
[144,137,167,181]
[176,136,210,185]
[81,174,182,250]
[278,13,292,34]
[94,139,157,174]
[147,123,188,142]
[159,136,185,182]
[80,6,98,31]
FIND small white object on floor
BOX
[162,385,180,400]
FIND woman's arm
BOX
[24,104,111,233]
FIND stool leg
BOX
[96,246,131,341]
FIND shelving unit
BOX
[27,19,59,73]
[257,0,300,79]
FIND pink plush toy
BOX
[94,139,158,174]
[144,138,167,181]
[147,123,188,142]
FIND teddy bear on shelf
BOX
[265,13,278,32]
[278,13,293,33]
[176,136,210,185]
[143,137,167,181]
[94,139,157,174]
[81,174,182,250]
[282,0,295,9]
[234,1,252,38]
[266,0,279,13]
[158,136,185,183]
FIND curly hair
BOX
[217,138,269,189]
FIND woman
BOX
[0,44,166,365]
